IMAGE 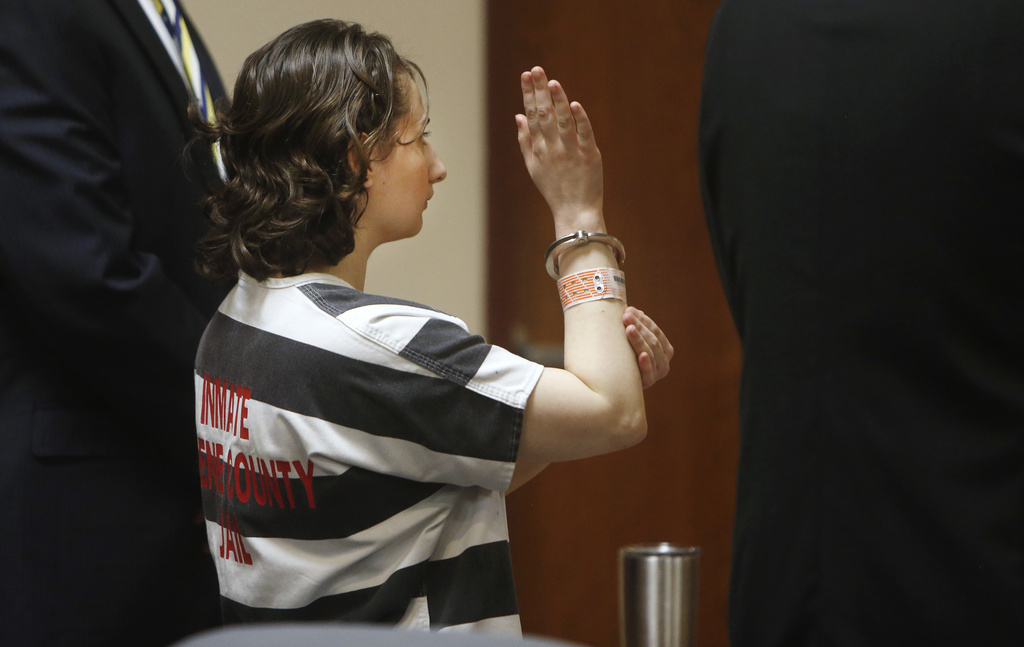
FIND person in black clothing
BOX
[0,1,227,644]
[699,1,1024,645]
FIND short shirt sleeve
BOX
[299,282,544,491]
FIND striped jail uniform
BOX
[194,273,543,635]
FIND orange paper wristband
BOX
[557,268,627,311]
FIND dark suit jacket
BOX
[0,1,230,644]
[700,1,1024,645]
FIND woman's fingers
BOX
[523,67,583,149]
[627,327,661,389]
[633,308,673,361]
[626,324,655,389]
[624,307,673,389]
[515,114,533,165]
[530,67,555,140]
[520,70,541,142]
[570,101,598,155]
[520,65,598,156]
[548,80,576,141]
[516,65,604,224]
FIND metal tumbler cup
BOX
[618,543,700,647]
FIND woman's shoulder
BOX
[294,279,457,323]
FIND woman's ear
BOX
[348,134,374,188]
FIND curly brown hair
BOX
[191,19,424,281]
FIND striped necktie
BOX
[152,0,215,123]
[151,0,225,179]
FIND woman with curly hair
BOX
[192,19,671,635]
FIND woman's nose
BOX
[428,145,447,184]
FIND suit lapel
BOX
[107,0,225,191]
[107,0,195,133]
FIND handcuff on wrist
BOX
[543,230,626,280]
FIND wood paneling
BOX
[486,2,740,646]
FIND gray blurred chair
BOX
[172,624,587,647]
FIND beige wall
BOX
[188,0,488,333]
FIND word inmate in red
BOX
[198,374,317,567]
[200,373,250,439]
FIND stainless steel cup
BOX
[618,543,700,647]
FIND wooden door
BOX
[486,2,740,646]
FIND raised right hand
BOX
[515,66,605,237]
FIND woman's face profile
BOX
[359,82,447,247]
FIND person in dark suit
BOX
[0,1,229,644]
[699,1,1024,646]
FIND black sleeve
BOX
[0,0,227,472]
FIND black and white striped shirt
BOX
[195,273,543,634]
